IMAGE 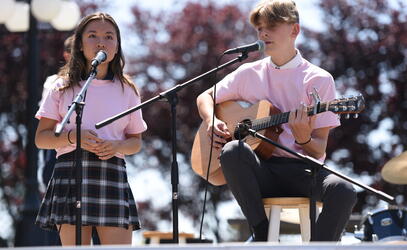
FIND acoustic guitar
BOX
[190,95,365,186]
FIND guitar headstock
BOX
[328,94,365,118]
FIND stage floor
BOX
[10,242,407,250]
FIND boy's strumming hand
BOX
[206,117,231,149]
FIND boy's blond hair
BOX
[249,0,299,28]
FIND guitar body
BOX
[190,95,365,186]
[191,100,283,186]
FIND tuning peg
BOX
[345,114,350,119]
[353,114,359,118]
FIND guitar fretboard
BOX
[251,102,329,131]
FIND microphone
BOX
[223,40,265,55]
[91,50,107,67]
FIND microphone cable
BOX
[198,54,225,241]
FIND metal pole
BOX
[14,1,45,246]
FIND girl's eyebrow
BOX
[86,30,115,35]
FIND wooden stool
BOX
[142,231,194,244]
[262,197,323,242]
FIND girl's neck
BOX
[88,63,109,80]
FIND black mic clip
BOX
[235,121,251,140]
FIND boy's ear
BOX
[291,23,300,37]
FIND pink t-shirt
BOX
[36,77,148,159]
[214,51,340,161]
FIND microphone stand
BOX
[95,52,250,243]
[236,124,395,241]
[55,66,98,246]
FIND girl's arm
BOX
[35,117,104,152]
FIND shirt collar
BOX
[269,49,303,70]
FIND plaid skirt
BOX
[35,150,140,231]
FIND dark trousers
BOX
[219,140,357,241]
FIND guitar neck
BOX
[251,102,330,131]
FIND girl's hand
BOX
[69,129,104,153]
[94,140,121,160]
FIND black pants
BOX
[219,140,357,241]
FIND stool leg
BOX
[268,205,281,242]
[299,205,310,242]
[316,205,321,220]
[264,206,271,219]
[150,236,160,244]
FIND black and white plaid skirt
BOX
[35,150,140,231]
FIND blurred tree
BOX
[298,0,407,211]
[1,0,406,245]
[127,1,259,241]
[127,0,407,240]
[0,1,105,245]
[0,25,70,246]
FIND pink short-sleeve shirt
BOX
[214,51,340,161]
[36,77,148,158]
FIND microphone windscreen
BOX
[257,40,265,52]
